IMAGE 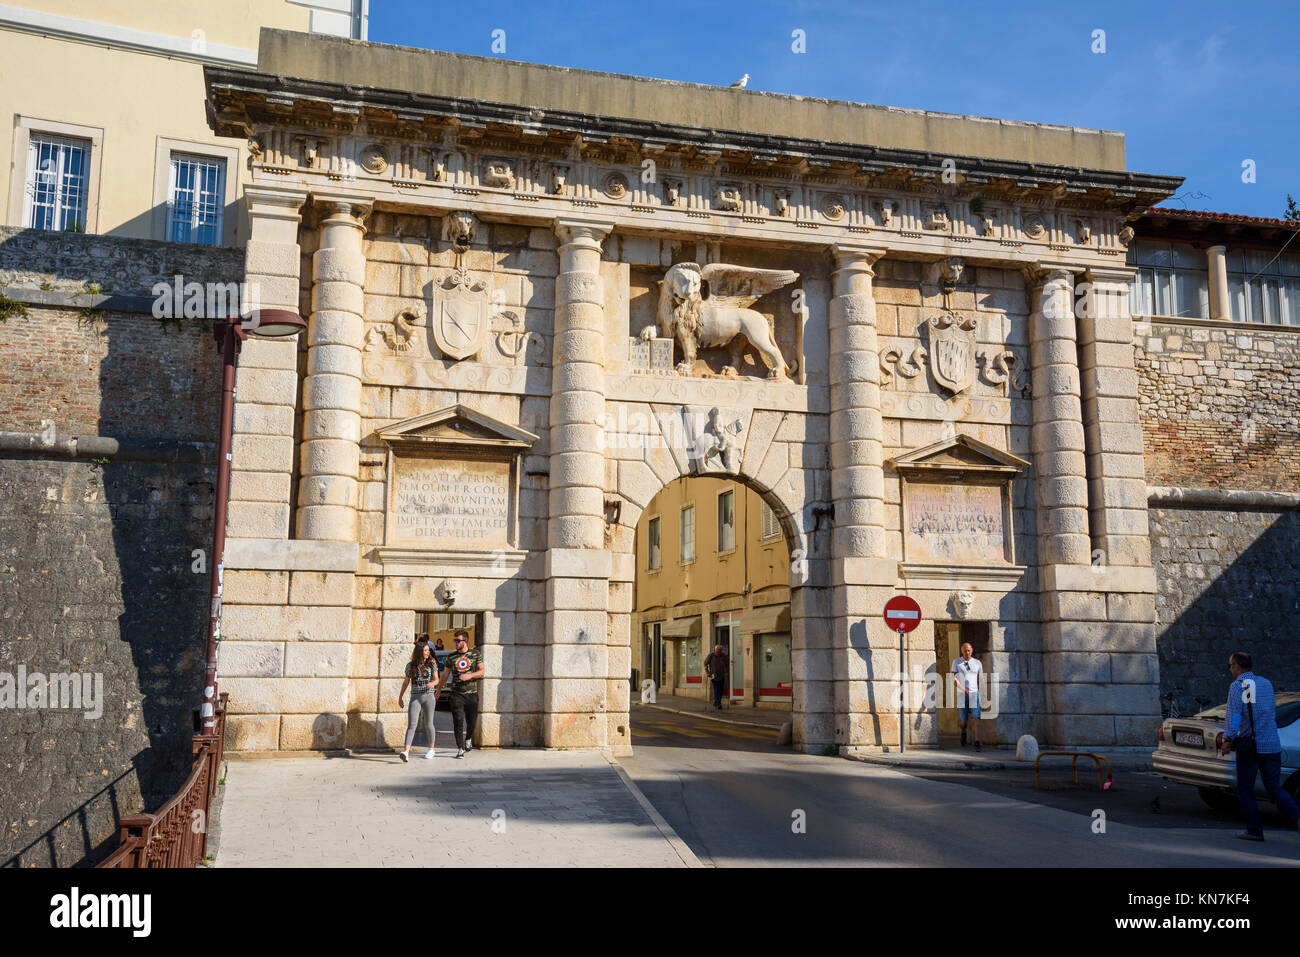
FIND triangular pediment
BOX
[890,433,1028,474]
[376,404,537,451]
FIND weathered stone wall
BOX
[1150,503,1300,716]
[0,229,232,866]
[1135,320,1300,490]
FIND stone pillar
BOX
[1030,264,1158,746]
[826,245,893,752]
[227,185,307,540]
[544,218,615,749]
[1206,245,1230,320]
[1027,266,1091,567]
[295,197,370,542]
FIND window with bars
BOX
[760,500,782,541]
[1127,240,1209,319]
[167,152,226,245]
[717,489,735,552]
[24,133,90,232]
[1228,248,1300,325]
[647,516,661,570]
[680,505,695,563]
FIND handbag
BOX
[1233,693,1258,763]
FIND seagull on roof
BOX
[730,73,749,88]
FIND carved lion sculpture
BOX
[642,262,798,378]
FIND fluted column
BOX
[544,218,616,750]
[296,197,370,541]
[826,245,892,753]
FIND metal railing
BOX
[98,693,228,868]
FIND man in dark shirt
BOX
[704,644,729,710]
[435,629,484,758]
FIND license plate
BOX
[1174,730,1204,747]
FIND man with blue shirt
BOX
[1217,652,1300,842]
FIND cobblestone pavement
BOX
[214,745,691,868]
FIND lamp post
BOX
[200,308,307,736]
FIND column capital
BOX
[1022,262,1080,290]
[1084,264,1137,285]
[554,217,614,249]
[830,244,887,274]
[244,184,309,216]
[310,191,373,227]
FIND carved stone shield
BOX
[432,285,487,360]
[926,313,979,395]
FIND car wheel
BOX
[1198,787,1238,812]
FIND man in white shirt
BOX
[951,642,984,751]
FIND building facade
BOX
[203,30,1184,755]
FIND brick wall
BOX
[1135,320,1300,491]
[0,228,235,866]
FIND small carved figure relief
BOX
[439,580,459,606]
[926,313,980,395]
[952,590,975,619]
[1118,225,1135,247]
[482,158,515,189]
[365,303,425,356]
[688,407,745,474]
[1076,218,1092,245]
[662,178,681,206]
[773,189,790,217]
[603,172,630,199]
[496,311,546,366]
[550,164,569,195]
[978,349,1027,394]
[359,144,388,175]
[713,183,743,212]
[879,345,928,385]
[878,199,895,226]
[445,210,478,251]
[643,263,798,378]
[980,213,997,237]
[928,257,965,297]
[924,205,951,231]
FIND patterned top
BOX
[405,662,436,695]
[1226,672,1282,754]
[446,648,483,696]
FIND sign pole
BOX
[898,626,905,753]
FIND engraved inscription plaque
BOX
[904,481,1008,564]
[389,455,511,548]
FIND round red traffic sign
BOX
[883,595,922,633]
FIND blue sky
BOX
[369,0,1299,219]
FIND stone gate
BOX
[206,31,1182,754]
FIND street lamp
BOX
[200,309,307,737]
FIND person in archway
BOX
[397,639,439,763]
[951,642,983,752]
[434,638,445,651]
[704,644,729,710]
[435,629,484,758]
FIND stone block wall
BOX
[0,229,235,866]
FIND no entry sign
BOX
[883,595,922,633]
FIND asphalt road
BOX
[620,707,1300,867]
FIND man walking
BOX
[435,629,484,758]
[951,642,983,752]
[1217,652,1300,841]
[704,643,729,710]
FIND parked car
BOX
[433,650,453,710]
[1152,693,1300,811]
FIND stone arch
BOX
[602,396,831,751]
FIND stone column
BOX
[295,197,370,542]
[826,245,893,752]
[227,185,308,540]
[1206,245,1230,320]
[544,218,615,749]
[1027,266,1091,567]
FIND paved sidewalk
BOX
[214,747,696,868]
[846,746,1153,772]
[638,694,791,729]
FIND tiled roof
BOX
[1146,207,1300,229]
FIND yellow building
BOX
[0,0,367,245]
[635,477,793,709]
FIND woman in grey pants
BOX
[397,639,439,762]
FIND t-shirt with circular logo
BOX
[448,647,483,696]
